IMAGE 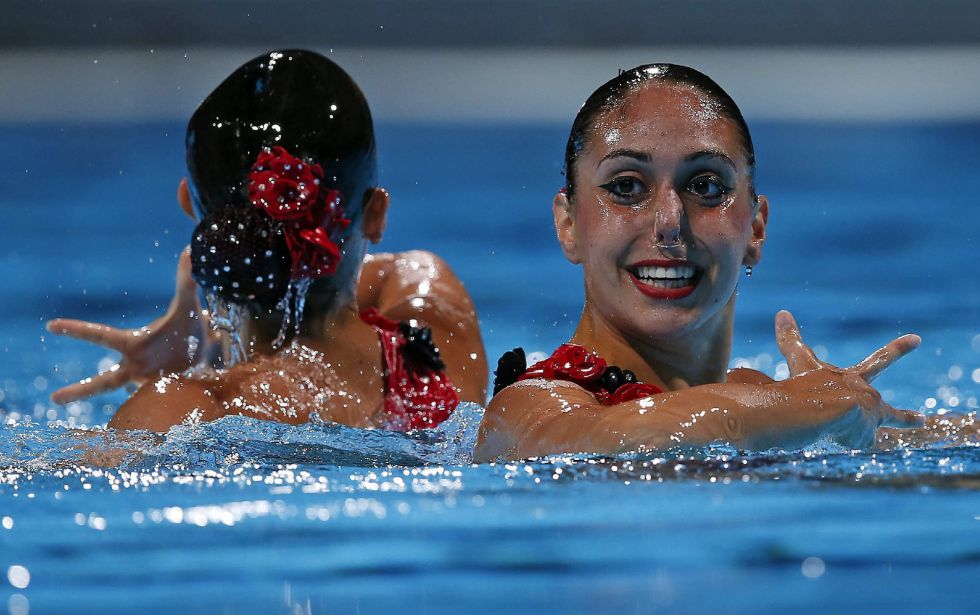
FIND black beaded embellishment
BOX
[398,322,445,371]
[492,347,528,395]
[598,366,637,394]
[490,346,641,398]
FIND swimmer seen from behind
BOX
[48,50,488,432]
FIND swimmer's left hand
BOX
[774,310,926,446]
[47,248,208,404]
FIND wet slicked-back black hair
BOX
[188,49,376,311]
[563,64,755,198]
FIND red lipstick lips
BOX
[627,259,700,300]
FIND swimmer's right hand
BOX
[47,248,208,404]
[765,310,926,449]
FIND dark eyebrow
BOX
[598,148,651,166]
[684,150,736,170]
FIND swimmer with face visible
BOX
[48,50,487,432]
[474,64,927,462]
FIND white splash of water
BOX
[272,278,313,349]
[204,293,248,367]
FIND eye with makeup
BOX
[598,175,648,205]
[685,173,731,206]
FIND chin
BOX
[611,305,703,343]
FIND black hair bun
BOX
[190,206,291,310]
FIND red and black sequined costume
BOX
[360,308,459,431]
[498,343,662,404]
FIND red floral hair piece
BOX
[247,145,351,279]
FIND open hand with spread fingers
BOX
[770,310,925,449]
[47,248,209,404]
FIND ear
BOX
[361,188,390,244]
[743,194,768,266]
[553,191,581,264]
[178,178,196,222]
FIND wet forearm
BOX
[595,377,848,452]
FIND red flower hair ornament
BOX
[247,146,350,279]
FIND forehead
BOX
[585,82,747,164]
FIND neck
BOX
[570,295,736,391]
[241,280,361,356]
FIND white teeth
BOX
[642,278,690,289]
[635,265,696,280]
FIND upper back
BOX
[109,337,385,432]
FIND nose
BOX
[654,189,683,247]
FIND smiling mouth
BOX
[626,261,701,299]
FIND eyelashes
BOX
[686,175,731,204]
[599,173,733,207]
[599,177,647,203]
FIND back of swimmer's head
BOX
[186,49,377,313]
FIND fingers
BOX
[178,178,196,221]
[46,319,126,351]
[774,310,821,375]
[50,364,129,404]
[174,247,200,307]
[879,403,927,429]
[854,334,921,383]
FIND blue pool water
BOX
[1,121,978,613]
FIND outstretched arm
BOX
[47,248,211,404]
[361,250,488,403]
[48,247,410,404]
[474,311,924,462]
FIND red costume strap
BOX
[517,343,662,405]
[360,307,459,431]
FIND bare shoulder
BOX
[108,374,225,433]
[726,367,775,385]
[473,379,601,462]
[360,251,396,280]
[367,249,488,404]
[360,250,467,312]
[361,250,447,276]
